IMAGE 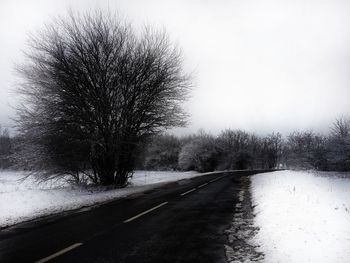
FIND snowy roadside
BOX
[0,170,205,229]
[250,170,350,263]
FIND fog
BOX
[1,0,350,135]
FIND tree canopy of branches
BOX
[283,131,327,169]
[215,130,282,170]
[327,117,350,170]
[16,11,190,186]
[216,129,252,170]
[178,131,219,172]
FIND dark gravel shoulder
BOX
[224,175,264,263]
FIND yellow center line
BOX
[123,202,168,223]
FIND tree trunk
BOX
[114,141,136,187]
[91,143,116,186]
[100,169,115,186]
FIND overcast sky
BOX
[1,0,350,135]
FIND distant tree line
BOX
[283,117,350,171]
[137,129,282,172]
[138,117,350,172]
[3,117,350,177]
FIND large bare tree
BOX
[16,11,190,186]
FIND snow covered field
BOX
[251,170,350,263]
[0,170,200,228]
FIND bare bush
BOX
[178,131,219,172]
[143,134,181,170]
[283,131,328,170]
[16,10,190,186]
[216,129,252,170]
[327,117,350,170]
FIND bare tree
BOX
[216,129,253,170]
[0,126,12,169]
[178,131,219,172]
[283,131,328,170]
[261,133,282,169]
[16,11,190,186]
[331,117,350,137]
[143,134,181,170]
[327,117,350,170]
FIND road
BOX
[0,170,269,263]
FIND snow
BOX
[0,170,202,228]
[251,170,350,263]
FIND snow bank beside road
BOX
[0,170,199,228]
[251,170,350,263]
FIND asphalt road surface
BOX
[0,170,270,263]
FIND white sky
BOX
[1,0,350,135]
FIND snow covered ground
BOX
[251,170,350,263]
[0,170,201,228]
